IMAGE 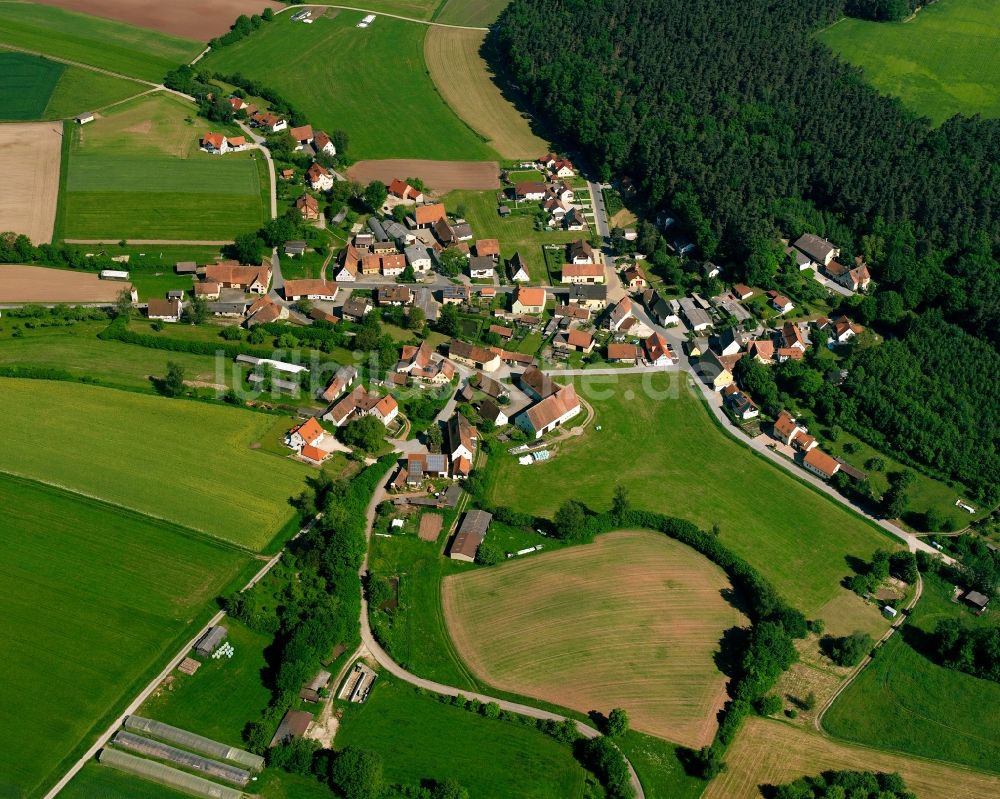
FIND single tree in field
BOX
[163,361,185,397]
[554,499,589,542]
[114,287,133,319]
[611,483,630,518]
[607,707,629,737]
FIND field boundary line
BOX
[0,467,258,554]
[0,43,157,87]
[273,3,489,31]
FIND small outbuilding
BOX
[448,509,493,562]
[193,625,228,658]
[269,710,313,747]
[965,590,989,612]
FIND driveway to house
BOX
[237,121,277,221]
[352,479,647,799]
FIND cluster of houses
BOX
[788,233,872,294]
[770,409,865,483]
[145,261,283,325]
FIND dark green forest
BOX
[492,0,999,501]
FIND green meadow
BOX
[0,379,307,550]
[201,13,497,160]
[819,0,1000,124]
[0,472,249,799]
[437,0,512,26]
[336,679,588,798]
[0,1,201,82]
[824,573,1000,773]
[488,373,894,631]
[60,93,267,240]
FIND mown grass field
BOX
[201,13,496,161]
[823,574,1000,773]
[819,0,1000,124]
[443,530,743,748]
[703,716,1000,799]
[336,679,588,798]
[487,373,892,634]
[60,93,266,240]
[0,379,307,549]
[425,27,548,158]
[442,188,583,283]
[0,472,249,799]
[0,1,201,82]
[436,0,511,26]
[619,730,706,799]
[139,620,274,747]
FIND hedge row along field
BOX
[0,378,307,550]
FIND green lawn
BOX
[368,525,480,689]
[335,679,588,798]
[487,373,894,633]
[0,1,201,82]
[443,189,584,283]
[823,573,1000,773]
[818,0,1000,124]
[139,621,274,747]
[60,93,267,241]
[618,730,706,799]
[0,379,308,550]
[200,13,496,160]
[0,473,249,799]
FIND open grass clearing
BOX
[818,0,1000,124]
[618,730,706,799]
[443,530,745,748]
[204,11,496,161]
[487,373,894,633]
[425,27,548,158]
[436,0,511,26]
[0,472,249,799]
[0,1,201,82]
[60,92,267,240]
[0,121,63,243]
[0,379,307,550]
[823,573,1000,773]
[335,678,589,798]
[703,716,1000,799]
[200,13,496,160]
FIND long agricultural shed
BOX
[112,731,250,786]
[98,748,243,799]
[124,716,264,771]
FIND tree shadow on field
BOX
[720,586,753,616]
[844,553,869,576]
[714,625,749,678]
[588,709,609,735]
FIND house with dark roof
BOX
[449,510,493,562]
[793,233,839,267]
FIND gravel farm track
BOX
[29,0,279,39]
[0,122,63,243]
[346,158,501,193]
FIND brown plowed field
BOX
[442,530,746,749]
[0,122,62,244]
[704,717,1000,799]
[32,0,278,40]
[346,159,500,194]
[0,265,129,303]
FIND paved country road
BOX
[353,476,648,799]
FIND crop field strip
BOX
[60,92,267,240]
[0,1,202,82]
[200,13,497,161]
[435,0,511,26]
[424,26,549,158]
[818,0,1000,124]
[703,716,1000,799]
[443,530,744,748]
[0,379,307,550]
[0,472,249,799]
[488,373,893,633]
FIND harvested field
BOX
[30,0,278,41]
[425,27,548,159]
[0,121,62,242]
[0,265,128,303]
[347,159,500,194]
[442,530,745,748]
[702,717,1000,799]
[418,512,443,542]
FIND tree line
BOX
[773,770,915,799]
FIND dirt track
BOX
[0,122,62,244]
[0,265,129,303]
[346,159,501,194]
[32,0,279,40]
